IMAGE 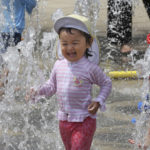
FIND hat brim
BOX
[54,16,90,35]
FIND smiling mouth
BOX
[67,52,77,57]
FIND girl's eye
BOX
[62,43,67,46]
[73,43,78,45]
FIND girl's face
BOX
[59,29,91,62]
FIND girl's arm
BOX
[26,62,58,102]
[88,101,100,114]
[38,78,56,97]
[90,65,112,111]
[37,65,57,97]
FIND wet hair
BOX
[58,28,93,58]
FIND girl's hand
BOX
[88,101,100,114]
[25,88,37,102]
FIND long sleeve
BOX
[42,57,111,122]
[90,65,112,111]
[38,64,57,97]
[21,0,37,14]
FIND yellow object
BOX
[108,71,137,78]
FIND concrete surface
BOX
[26,0,150,37]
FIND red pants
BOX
[59,117,96,150]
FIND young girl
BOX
[27,14,112,150]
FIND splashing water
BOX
[74,0,100,35]
[0,0,145,149]
[0,0,103,148]
[131,45,150,150]
[0,4,65,149]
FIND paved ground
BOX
[0,1,148,150]
[26,0,150,38]
[22,1,150,150]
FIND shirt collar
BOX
[65,56,87,66]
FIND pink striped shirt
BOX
[38,57,112,122]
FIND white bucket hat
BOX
[54,14,100,65]
[54,14,92,37]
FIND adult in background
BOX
[107,0,150,61]
[0,0,36,53]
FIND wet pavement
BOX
[1,0,150,149]
[91,36,148,150]
[92,79,142,150]
[0,79,143,150]
[28,0,150,37]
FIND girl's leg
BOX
[71,117,96,150]
[59,120,72,150]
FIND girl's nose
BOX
[67,44,74,50]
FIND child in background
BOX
[1,0,36,53]
[128,131,150,150]
[27,14,112,150]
